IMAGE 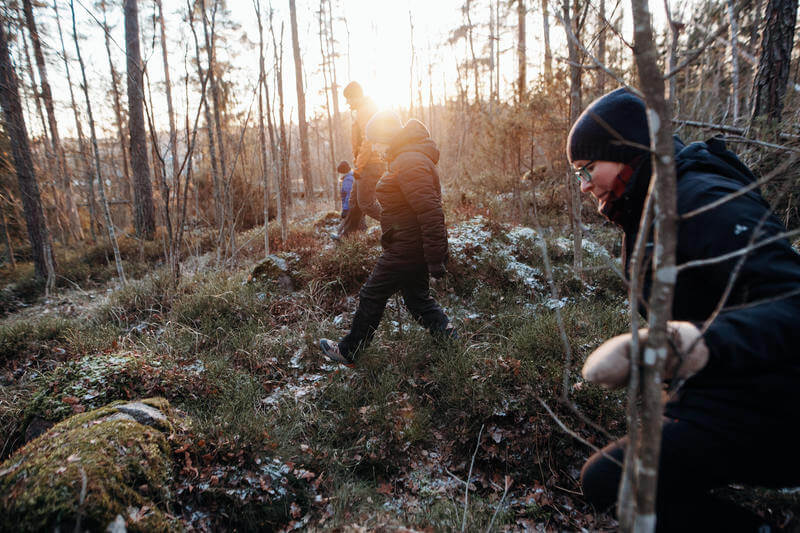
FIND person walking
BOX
[570,88,800,532]
[337,160,354,220]
[319,111,455,366]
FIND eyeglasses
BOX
[574,161,595,183]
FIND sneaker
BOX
[319,338,354,367]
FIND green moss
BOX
[0,400,175,532]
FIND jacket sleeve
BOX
[678,180,800,374]
[396,155,448,267]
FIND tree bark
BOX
[596,0,607,94]
[124,0,156,240]
[563,0,583,278]
[270,14,290,242]
[0,18,55,286]
[749,0,798,130]
[465,0,481,105]
[289,0,314,203]
[540,0,553,78]
[200,0,231,255]
[517,0,526,106]
[0,191,15,270]
[100,0,133,226]
[255,0,274,257]
[623,0,681,530]
[188,0,223,254]
[54,0,96,241]
[22,0,82,242]
[319,0,337,205]
[156,0,180,206]
[70,0,125,284]
[727,0,741,123]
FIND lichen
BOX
[0,399,176,532]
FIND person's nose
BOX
[580,178,593,193]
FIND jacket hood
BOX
[673,136,758,188]
[605,136,757,232]
[387,119,439,164]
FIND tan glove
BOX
[582,321,710,389]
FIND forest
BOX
[1,0,799,530]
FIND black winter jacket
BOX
[375,120,448,269]
[614,136,800,435]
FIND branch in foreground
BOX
[682,154,798,220]
[677,227,800,272]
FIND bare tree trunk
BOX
[489,1,495,103]
[271,13,290,242]
[289,0,314,203]
[465,0,481,105]
[749,0,797,132]
[255,0,273,257]
[124,0,156,240]
[22,0,82,243]
[70,0,125,284]
[517,0,526,105]
[100,0,133,228]
[0,192,15,270]
[727,0,741,123]
[156,0,180,207]
[188,0,223,256]
[563,0,583,277]
[319,1,337,205]
[619,0,681,530]
[663,0,679,106]
[542,0,553,79]
[54,0,95,242]
[596,0,607,94]
[17,7,63,243]
[0,18,55,286]
[324,0,342,163]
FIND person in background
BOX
[570,87,800,532]
[319,111,455,366]
[337,160,354,220]
[343,81,383,222]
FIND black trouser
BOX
[581,417,800,532]
[338,258,449,358]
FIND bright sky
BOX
[17,0,673,139]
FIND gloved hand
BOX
[581,321,710,389]
[428,262,447,279]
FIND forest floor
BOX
[1,210,798,531]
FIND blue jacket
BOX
[614,137,800,435]
[340,172,354,211]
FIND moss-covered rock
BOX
[0,398,176,532]
[247,253,301,291]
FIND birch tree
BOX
[289,0,313,202]
[618,0,681,529]
[70,0,125,284]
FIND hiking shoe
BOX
[319,338,354,367]
[433,324,459,342]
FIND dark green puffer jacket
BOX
[375,119,448,270]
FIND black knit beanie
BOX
[567,88,650,164]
